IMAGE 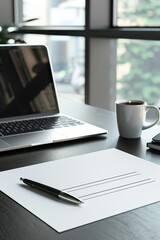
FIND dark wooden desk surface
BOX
[1,99,160,240]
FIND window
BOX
[23,0,85,26]
[116,1,160,27]
[15,0,160,110]
[115,0,160,105]
[117,39,160,105]
[22,0,85,102]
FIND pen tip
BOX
[20,177,23,181]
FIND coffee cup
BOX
[115,99,160,139]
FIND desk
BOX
[1,98,160,240]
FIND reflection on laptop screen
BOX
[0,45,59,118]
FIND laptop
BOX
[0,44,107,152]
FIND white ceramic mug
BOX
[115,99,160,139]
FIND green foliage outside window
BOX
[117,0,160,104]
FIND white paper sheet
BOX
[1,148,160,232]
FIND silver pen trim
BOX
[59,191,84,204]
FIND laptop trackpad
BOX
[4,131,66,147]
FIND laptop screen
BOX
[0,45,59,119]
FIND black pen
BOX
[20,178,84,205]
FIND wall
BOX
[88,0,117,111]
[0,0,14,25]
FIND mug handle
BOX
[143,105,160,130]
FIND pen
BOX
[20,177,84,204]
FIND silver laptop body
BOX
[0,44,107,152]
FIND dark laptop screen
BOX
[0,45,59,118]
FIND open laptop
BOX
[0,44,107,152]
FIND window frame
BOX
[13,0,160,110]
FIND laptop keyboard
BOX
[0,116,84,137]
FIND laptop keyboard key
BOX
[0,116,84,136]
